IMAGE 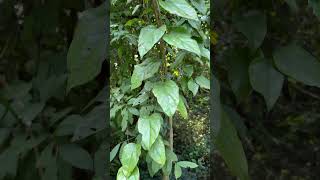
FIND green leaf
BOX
[94,143,107,179]
[148,136,166,166]
[117,167,139,180]
[152,80,179,117]
[138,25,166,58]
[162,148,178,176]
[177,95,188,119]
[66,2,107,92]
[234,11,266,49]
[138,113,162,150]
[59,144,93,170]
[110,143,121,162]
[214,110,249,180]
[120,143,141,175]
[38,143,58,180]
[55,115,83,136]
[163,28,201,56]
[0,149,18,177]
[249,58,284,110]
[177,161,198,168]
[309,0,320,19]
[225,48,251,103]
[131,58,161,89]
[158,0,199,20]
[174,164,182,179]
[195,75,210,89]
[72,105,106,141]
[187,79,199,96]
[182,65,193,77]
[273,44,320,87]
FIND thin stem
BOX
[152,0,167,77]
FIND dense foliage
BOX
[110,0,210,179]
[0,1,107,179]
[213,0,320,179]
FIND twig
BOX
[291,83,320,101]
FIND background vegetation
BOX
[0,0,107,179]
[213,0,320,179]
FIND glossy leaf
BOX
[234,11,266,49]
[177,95,188,119]
[214,110,249,180]
[67,2,107,92]
[110,143,121,162]
[273,44,320,87]
[131,58,161,90]
[138,25,166,58]
[174,164,182,179]
[152,80,179,117]
[195,75,210,89]
[158,0,199,21]
[120,143,141,175]
[249,58,284,110]
[148,137,166,166]
[177,161,198,168]
[59,144,93,170]
[163,28,201,56]
[187,79,199,96]
[138,113,162,150]
[225,48,251,103]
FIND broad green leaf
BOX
[117,167,139,180]
[174,164,182,179]
[55,115,83,136]
[158,0,199,21]
[234,11,266,49]
[214,110,249,180]
[162,149,178,176]
[72,105,106,141]
[0,149,18,177]
[309,0,320,19]
[152,80,179,117]
[146,155,161,177]
[110,143,121,162]
[38,143,58,180]
[163,28,201,56]
[249,58,284,110]
[177,95,188,119]
[148,137,166,166]
[138,25,166,58]
[223,106,249,140]
[131,58,161,89]
[187,79,199,96]
[225,48,251,103]
[67,2,107,92]
[120,143,141,175]
[195,75,210,89]
[182,65,193,77]
[138,113,162,150]
[59,144,93,170]
[177,161,198,168]
[190,0,208,15]
[94,143,107,178]
[200,46,210,60]
[273,44,320,87]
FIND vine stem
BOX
[151,1,172,180]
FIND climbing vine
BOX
[110,0,210,179]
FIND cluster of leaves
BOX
[0,1,107,180]
[213,0,320,179]
[110,0,210,179]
